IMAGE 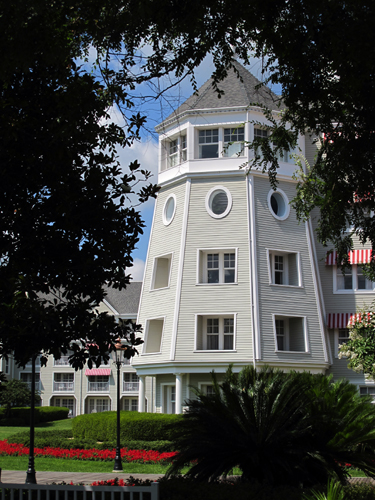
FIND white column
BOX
[138,375,146,412]
[175,373,183,414]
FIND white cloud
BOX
[128,258,145,282]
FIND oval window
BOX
[163,195,176,226]
[268,189,290,220]
[206,186,232,219]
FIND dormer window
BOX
[199,129,219,158]
[223,127,244,157]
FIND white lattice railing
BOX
[0,482,159,500]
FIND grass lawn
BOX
[0,419,72,441]
[0,455,171,474]
[0,420,367,477]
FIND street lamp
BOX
[113,341,125,472]
[25,354,37,484]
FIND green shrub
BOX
[6,429,175,452]
[37,406,69,422]
[344,483,375,500]
[7,429,73,448]
[0,406,68,426]
[72,411,182,442]
[0,417,27,427]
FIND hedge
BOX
[6,428,175,451]
[72,411,182,442]
[0,406,69,425]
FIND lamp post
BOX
[113,341,124,472]
[25,354,36,484]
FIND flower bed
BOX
[0,439,177,463]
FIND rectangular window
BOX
[336,267,353,290]
[207,318,219,349]
[144,318,164,353]
[88,375,109,392]
[196,315,236,351]
[53,397,75,417]
[357,266,373,290]
[223,127,245,157]
[198,249,237,284]
[268,250,300,286]
[360,386,375,400]
[254,127,268,159]
[274,315,307,352]
[181,135,187,162]
[199,129,219,158]
[169,139,178,167]
[53,373,74,392]
[275,146,298,164]
[275,319,285,350]
[335,265,374,292]
[123,373,139,392]
[124,398,138,411]
[20,373,41,392]
[165,135,187,169]
[338,328,350,345]
[89,398,109,413]
[151,254,172,290]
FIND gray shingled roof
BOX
[38,282,142,317]
[103,282,142,316]
[159,61,284,128]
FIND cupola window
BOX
[223,127,244,157]
[199,129,219,158]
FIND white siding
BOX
[175,175,252,362]
[135,181,187,364]
[254,176,326,366]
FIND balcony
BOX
[54,356,70,366]
[53,382,74,392]
[88,381,109,392]
[123,381,139,392]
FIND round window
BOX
[268,189,290,220]
[163,195,176,226]
[206,186,232,219]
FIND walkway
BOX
[0,470,163,485]
[0,470,373,486]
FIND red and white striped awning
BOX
[326,313,356,329]
[325,249,372,265]
[85,368,111,376]
[326,312,372,328]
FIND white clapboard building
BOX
[132,61,375,413]
[2,62,374,415]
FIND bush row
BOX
[72,411,182,442]
[0,407,69,425]
[6,429,175,452]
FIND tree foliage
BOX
[105,0,375,267]
[338,310,375,379]
[167,366,375,486]
[0,378,41,417]
[2,1,374,366]
[0,1,160,368]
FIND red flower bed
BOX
[0,440,177,463]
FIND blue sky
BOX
[114,55,282,281]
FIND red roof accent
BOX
[325,249,372,265]
[85,368,111,376]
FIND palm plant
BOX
[167,366,375,486]
[303,479,345,500]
